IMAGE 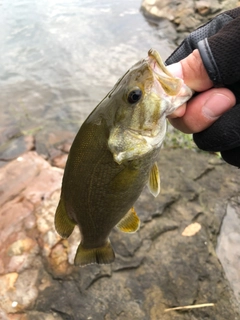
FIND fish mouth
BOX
[147,48,182,96]
[148,48,173,77]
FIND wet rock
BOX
[0,126,22,144]
[1,149,240,319]
[0,135,34,162]
[35,131,74,159]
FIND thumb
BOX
[169,88,236,133]
[166,49,236,133]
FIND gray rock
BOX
[141,0,239,44]
[1,149,240,319]
[0,135,34,162]
[217,197,240,305]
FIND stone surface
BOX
[216,197,240,304]
[0,135,34,163]
[0,149,240,319]
[141,0,239,43]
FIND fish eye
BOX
[127,88,142,104]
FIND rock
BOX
[0,135,34,162]
[216,197,240,305]
[51,153,68,169]
[1,149,240,319]
[0,126,22,144]
[195,1,211,15]
[35,130,74,159]
[0,152,63,275]
[141,0,239,43]
[57,141,72,154]
[49,139,72,168]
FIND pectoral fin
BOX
[116,207,140,233]
[148,162,160,197]
[54,198,76,238]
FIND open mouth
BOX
[147,48,183,96]
[148,48,173,77]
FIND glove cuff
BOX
[197,38,223,86]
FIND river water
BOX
[0,0,174,144]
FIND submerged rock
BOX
[0,135,34,163]
[0,149,240,319]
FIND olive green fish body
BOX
[55,49,193,266]
[60,115,160,246]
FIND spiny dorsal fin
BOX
[147,162,160,197]
[54,198,76,238]
[116,207,140,233]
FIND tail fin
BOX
[74,240,115,267]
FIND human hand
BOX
[165,7,240,167]
[167,49,236,133]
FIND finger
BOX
[168,104,186,118]
[167,49,213,92]
[168,88,236,133]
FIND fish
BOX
[54,48,193,267]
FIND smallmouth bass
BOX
[55,49,193,266]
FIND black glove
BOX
[165,7,240,168]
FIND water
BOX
[0,0,175,145]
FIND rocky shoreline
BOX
[1,1,240,319]
[1,146,240,319]
[141,0,240,44]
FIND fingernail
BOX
[202,93,231,119]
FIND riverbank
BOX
[1,1,240,319]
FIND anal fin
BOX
[116,207,140,233]
[54,198,76,238]
[74,240,115,267]
[147,162,160,197]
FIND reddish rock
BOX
[0,151,63,275]
[51,153,68,168]
[58,141,72,153]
